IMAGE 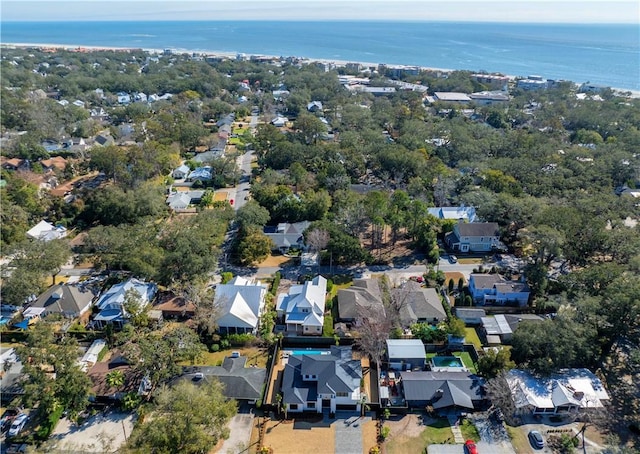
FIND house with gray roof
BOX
[172,164,190,180]
[173,355,266,403]
[386,339,426,371]
[276,275,327,335]
[469,274,530,306]
[281,346,363,414]
[453,308,486,325]
[165,190,205,211]
[337,278,385,323]
[398,371,485,412]
[395,282,447,328]
[445,220,503,253]
[187,166,213,182]
[263,221,310,253]
[31,283,96,318]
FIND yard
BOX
[178,346,268,368]
[464,327,483,350]
[426,352,477,374]
[385,414,454,454]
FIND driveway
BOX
[216,404,255,454]
[49,410,135,453]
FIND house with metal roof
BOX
[215,277,267,335]
[427,206,477,223]
[93,278,158,329]
[276,275,327,335]
[386,339,426,371]
[26,220,68,241]
[281,346,363,414]
[506,369,609,415]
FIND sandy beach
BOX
[3,41,639,98]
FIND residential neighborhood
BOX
[0,42,638,454]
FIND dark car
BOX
[528,430,544,449]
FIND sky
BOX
[2,0,639,23]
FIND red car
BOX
[465,440,478,454]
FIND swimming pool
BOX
[431,356,465,368]
[286,349,331,356]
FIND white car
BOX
[7,413,28,437]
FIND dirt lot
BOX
[49,410,135,452]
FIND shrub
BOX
[227,333,255,346]
[35,405,64,440]
[221,272,233,284]
[379,426,391,441]
[326,279,334,292]
[210,343,220,352]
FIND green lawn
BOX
[386,418,453,454]
[453,351,477,374]
[464,327,483,350]
[460,419,480,441]
[427,352,477,374]
[178,346,268,368]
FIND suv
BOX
[1,408,19,432]
[528,430,544,449]
[7,413,28,437]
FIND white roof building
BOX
[26,220,68,241]
[276,275,327,335]
[215,277,267,334]
[506,369,609,415]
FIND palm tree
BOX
[106,370,125,389]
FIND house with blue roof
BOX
[93,278,157,329]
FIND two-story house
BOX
[445,221,502,253]
[276,275,327,335]
[281,346,363,414]
[468,273,530,306]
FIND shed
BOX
[386,339,426,371]
[481,314,513,342]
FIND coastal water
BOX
[1,21,638,90]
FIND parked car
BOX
[7,413,28,437]
[6,443,28,454]
[528,430,544,449]
[448,254,458,263]
[1,408,19,432]
[465,439,478,454]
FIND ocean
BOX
[1,21,639,90]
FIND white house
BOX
[93,278,158,328]
[271,116,288,127]
[117,92,131,104]
[215,277,267,334]
[469,274,530,307]
[445,221,503,253]
[281,346,363,414]
[26,220,68,242]
[506,369,609,415]
[277,275,327,335]
[172,164,191,180]
[263,221,310,253]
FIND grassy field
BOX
[506,425,533,453]
[453,352,477,373]
[464,327,483,350]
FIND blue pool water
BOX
[431,356,465,368]
[288,349,330,356]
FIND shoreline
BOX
[2,41,639,96]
